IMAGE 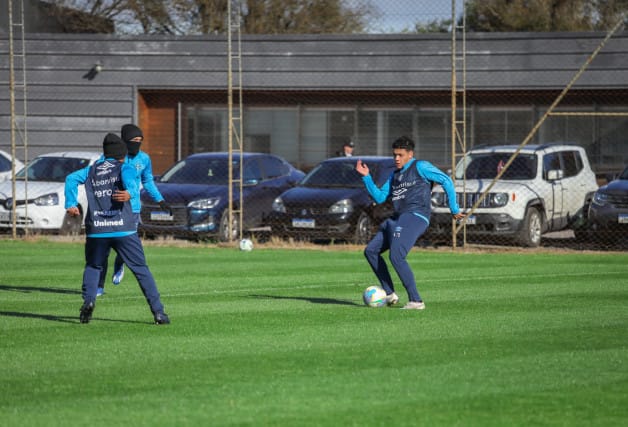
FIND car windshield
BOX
[456,153,537,180]
[619,167,628,180]
[15,156,92,182]
[300,160,388,188]
[0,154,12,172]
[160,158,240,185]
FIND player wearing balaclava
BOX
[96,124,171,295]
[121,124,143,156]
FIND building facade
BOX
[1,31,627,175]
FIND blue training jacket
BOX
[64,157,139,238]
[97,151,164,213]
[362,159,460,224]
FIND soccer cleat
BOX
[112,265,125,285]
[96,287,105,297]
[79,302,95,323]
[154,312,170,325]
[401,301,426,310]
[386,292,400,306]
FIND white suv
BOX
[429,144,598,247]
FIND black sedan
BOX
[139,152,304,241]
[587,166,628,241]
[267,156,395,244]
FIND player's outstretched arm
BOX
[355,159,369,176]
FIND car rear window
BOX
[160,158,241,185]
[300,160,393,188]
[16,157,92,182]
[458,153,537,180]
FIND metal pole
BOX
[8,0,17,238]
[450,0,457,249]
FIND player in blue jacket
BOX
[356,136,465,310]
[65,133,169,324]
[96,124,170,296]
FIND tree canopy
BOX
[39,0,628,35]
[47,0,373,35]
[464,0,627,32]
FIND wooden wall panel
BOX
[139,92,177,174]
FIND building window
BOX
[474,107,534,146]
[182,103,627,174]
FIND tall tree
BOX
[464,0,627,32]
[45,0,373,35]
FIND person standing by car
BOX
[336,140,355,157]
[65,133,170,324]
[355,136,465,310]
[96,124,170,296]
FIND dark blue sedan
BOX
[587,166,628,241]
[139,152,304,240]
[267,156,395,244]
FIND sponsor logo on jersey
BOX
[96,161,117,176]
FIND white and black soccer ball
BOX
[363,285,387,308]
[239,238,254,252]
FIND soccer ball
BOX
[239,238,254,251]
[363,285,387,308]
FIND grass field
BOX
[1,239,627,426]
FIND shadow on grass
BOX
[0,310,152,325]
[0,284,81,295]
[249,294,361,307]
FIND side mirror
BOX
[547,169,564,181]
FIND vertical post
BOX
[450,0,457,250]
[227,0,234,241]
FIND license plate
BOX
[618,214,628,224]
[292,218,315,228]
[458,215,476,225]
[150,211,173,221]
[0,211,10,222]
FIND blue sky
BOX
[366,0,465,32]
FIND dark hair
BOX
[392,136,415,151]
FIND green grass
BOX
[1,239,627,426]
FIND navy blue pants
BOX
[82,233,164,314]
[98,213,140,289]
[364,213,429,302]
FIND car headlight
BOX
[592,191,608,206]
[34,193,59,206]
[188,197,220,209]
[490,193,509,207]
[329,199,353,214]
[272,197,286,213]
[431,192,446,207]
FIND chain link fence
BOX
[1,0,627,250]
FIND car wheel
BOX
[219,209,240,242]
[352,212,373,245]
[60,211,83,235]
[518,207,542,247]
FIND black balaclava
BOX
[121,123,143,156]
[103,133,127,160]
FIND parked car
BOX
[587,166,628,240]
[0,149,24,181]
[0,151,101,234]
[267,156,396,244]
[139,152,304,241]
[429,143,598,247]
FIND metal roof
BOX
[2,31,626,91]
